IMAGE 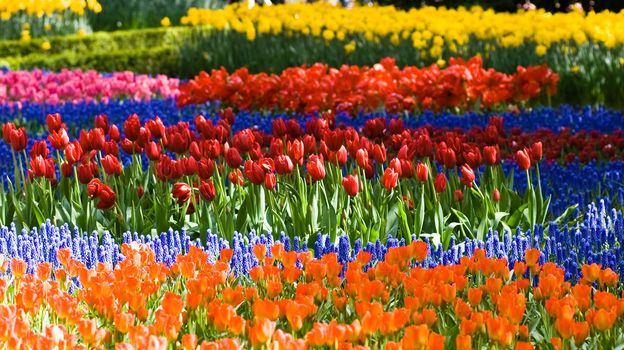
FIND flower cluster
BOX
[182,3,624,50]
[0,69,179,105]
[0,111,574,243]
[0,200,621,283]
[1,230,623,348]
[178,57,558,113]
[0,0,102,18]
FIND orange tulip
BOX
[524,248,540,268]
[456,334,472,350]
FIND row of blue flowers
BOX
[1,200,620,285]
[2,100,623,135]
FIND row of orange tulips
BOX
[1,240,622,349]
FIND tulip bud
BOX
[516,149,531,171]
[225,148,243,168]
[530,142,543,163]
[434,173,447,193]
[483,146,498,166]
[264,173,277,190]
[416,163,428,183]
[199,180,216,202]
[137,186,145,198]
[492,188,501,202]
[454,189,464,202]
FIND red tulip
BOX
[372,144,387,164]
[336,145,348,166]
[46,113,63,133]
[229,169,245,186]
[65,141,83,164]
[61,162,73,178]
[30,140,49,159]
[103,141,119,157]
[136,127,151,148]
[438,147,457,169]
[137,186,145,198]
[530,142,543,163]
[307,155,326,182]
[434,173,447,193]
[225,148,243,168]
[146,116,165,139]
[382,167,399,190]
[272,119,287,138]
[95,185,117,210]
[181,157,198,177]
[101,155,123,176]
[244,160,265,185]
[356,149,369,168]
[48,129,70,150]
[109,125,121,142]
[145,141,161,161]
[454,189,464,202]
[30,155,48,177]
[2,122,15,143]
[483,146,499,166]
[416,163,428,183]
[198,158,215,179]
[9,128,28,152]
[124,114,141,141]
[342,175,359,197]
[172,182,192,205]
[516,149,531,171]
[275,155,294,175]
[89,128,106,151]
[199,180,216,202]
[87,178,103,198]
[389,158,402,177]
[460,164,476,188]
[94,114,109,133]
[121,139,142,155]
[77,162,98,184]
[288,140,304,166]
[492,188,501,202]
[264,173,277,190]
[189,141,201,160]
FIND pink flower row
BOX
[0,69,180,105]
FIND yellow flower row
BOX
[181,3,624,49]
[0,0,102,20]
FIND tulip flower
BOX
[516,149,531,171]
[342,175,359,197]
[307,155,326,182]
[382,167,399,190]
[416,163,428,183]
[460,164,475,187]
[434,173,447,193]
[172,182,192,205]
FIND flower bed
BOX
[178,57,558,113]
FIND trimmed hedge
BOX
[2,46,180,76]
[0,27,189,59]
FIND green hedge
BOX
[0,27,189,59]
[3,46,180,76]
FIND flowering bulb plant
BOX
[0,111,565,246]
[1,240,623,349]
[177,57,558,113]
